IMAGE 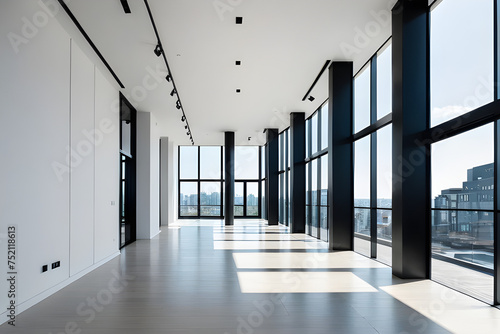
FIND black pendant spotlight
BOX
[154,44,162,57]
[145,0,194,145]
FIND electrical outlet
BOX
[42,265,48,273]
[51,261,60,269]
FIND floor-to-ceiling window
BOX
[178,145,263,219]
[352,40,393,265]
[278,129,290,225]
[305,102,329,241]
[429,0,495,303]
[234,146,261,217]
[179,146,223,218]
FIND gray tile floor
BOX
[1,221,498,333]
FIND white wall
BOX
[169,140,179,224]
[70,40,95,276]
[160,137,169,226]
[0,0,120,319]
[137,112,161,239]
[94,68,120,262]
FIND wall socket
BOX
[51,261,60,269]
[42,265,48,273]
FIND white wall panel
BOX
[94,68,120,262]
[0,0,71,305]
[70,40,95,276]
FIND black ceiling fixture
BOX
[57,0,125,88]
[235,60,241,65]
[308,96,315,102]
[154,44,162,57]
[144,0,194,144]
[236,89,241,93]
[302,60,331,101]
[120,0,131,14]
[236,17,243,24]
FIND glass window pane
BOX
[354,208,371,257]
[247,182,259,216]
[235,146,259,179]
[180,206,198,217]
[377,125,392,208]
[431,123,494,303]
[200,182,221,205]
[311,113,318,154]
[430,0,493,127]
[376,209,392,266]
[377,43,392,120]
[180,182,198,206]
[431,210,494,303]
[234,206,244,217]
[261,180,266,217]
[180,182,198,216]
[200,146,221,179]
[306,119,310,158]
[320,104,328,150]
[287,129,290,169]
[320,155,328,206]
[354,137,370,208]
[201,206,221,216]
[235,182,244,205]
[279,133,284,171]
[306,163,310,206]
[179,146,198,179]
[354,64,371,133]
[261,146,265,179]
[432,124,494,210]
[354,208,370,237]
[311,159,318,206]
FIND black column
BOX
[224,132,235,226]
[392,0,430,278]
[370,57,378,258]
[266,129,279,225]
[328,62,354,250]
[290,113,305,233]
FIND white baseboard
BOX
[0,251,120,325]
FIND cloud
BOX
[432,105,472,122]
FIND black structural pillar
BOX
[266,129,279,225]
[224,132,235,226]
[290,113,306,233]
[392,0,430,279]
[328,62,354,250]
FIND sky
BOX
[355,0,494,200]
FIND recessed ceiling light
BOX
[236,89,241,93]
[236,17,243,24]
[235,60,241,65]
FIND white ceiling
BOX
[63,0,392,146]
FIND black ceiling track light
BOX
[154,44,162,57]
[120,0,131,14]
[302,60,331,102]
[144,0,194,145]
